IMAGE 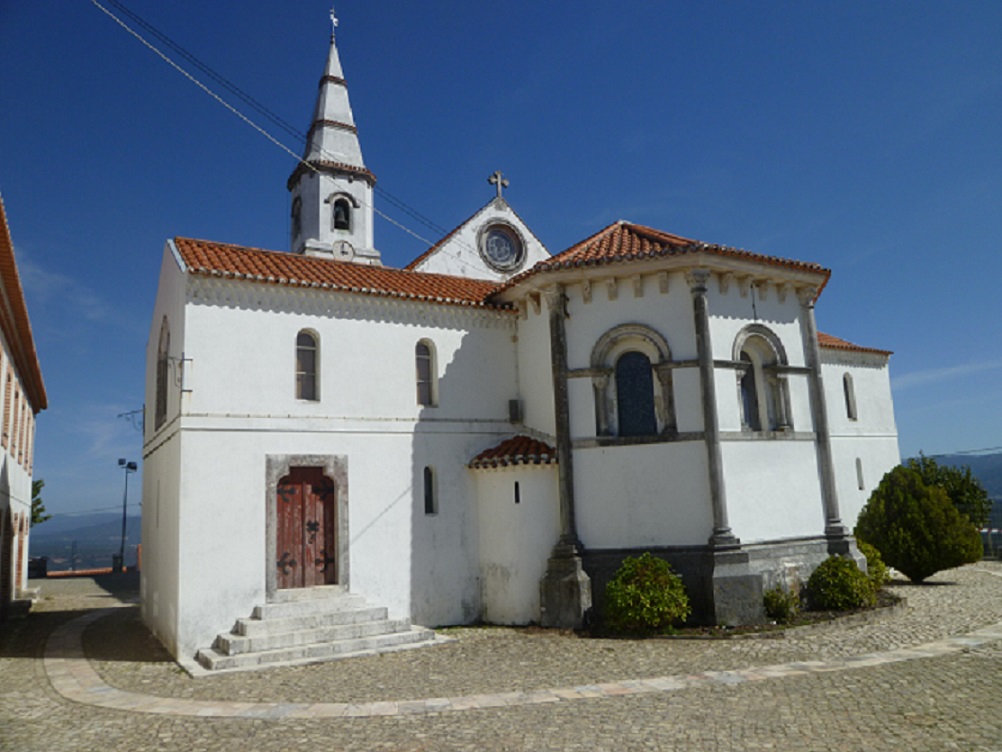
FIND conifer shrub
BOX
[807,555,875,611]
[604,552,691,634]
[855,465,983,583]
[855,539,890,590]
[763,586,800,624]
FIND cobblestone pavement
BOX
[2,564,1002,751]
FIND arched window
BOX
[589,323,676,439]
[423,466,437,515]
[290,196,302,241]
[296,331,318,401]
[416,340,437,406]
[843,373,857,421]
[616,351,658,437]
[333,198,351,231]
[733,325,791,433]
[155,317,169,430]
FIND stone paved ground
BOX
[2,564,1002,751]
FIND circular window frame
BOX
[477,222,526,273]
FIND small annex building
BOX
[0,197,47,622]
[141,21,900,665]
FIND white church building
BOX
[141,22,899,669]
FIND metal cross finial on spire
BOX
[330,6,339,35]
[488,170,509,199]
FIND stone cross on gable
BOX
[488,170,510,199]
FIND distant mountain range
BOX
[29,513,141,572]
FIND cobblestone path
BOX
[2,565,1002,751]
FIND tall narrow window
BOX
[296,331,318,401]
[416,340,437,406]
[290,196,302,241]
[2,369,10,448]
[843,373,857,421]
[155,317,170,430]
[616,351,657,437]
[423,466,437,515]
[514,481,521,505]
[333,198,351,231]
[10,389,19,459]
[739,352,762,431]
[856,457,865,490]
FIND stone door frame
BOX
[266,454,349,600]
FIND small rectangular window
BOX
[856,458,865,491]
[423,466,437,515]
[514,481,521,505]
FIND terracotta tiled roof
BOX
[818,332,892,356]
[0,198,46,411]
[173,237,507,310]
[495,221,829,295]
[469,435,558,469]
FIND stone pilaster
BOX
[539,285,592,628]
[796,286,849,545]
[685,269,738,549]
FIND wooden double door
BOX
[275,467,338,590]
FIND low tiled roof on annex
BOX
[469,435,558,470]
[495,221,829,294]
[818,332,893,356]
[173,237,507,310]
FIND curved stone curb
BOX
[44,605,1002,720]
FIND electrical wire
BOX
[89,0,493,271]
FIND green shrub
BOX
[855,465,983,583]
[807,555,875,611]
[907,453,992,528]
[855,539,889,590]
[604,552,690,634]
[763,586,800,624]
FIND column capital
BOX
[796,285,819,307]
[685,268,712,293]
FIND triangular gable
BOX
[406,197,550,283]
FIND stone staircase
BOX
[193,585,440,675]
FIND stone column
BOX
[686,269,739,548]
[797,286,849,543]
[539,285,592,628]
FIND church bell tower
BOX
[287,10,380,265]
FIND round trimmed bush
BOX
[604,552,691,634]
[855,465,983,583]
[807,555,875,611]
[856,539,889,590]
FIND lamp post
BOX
[116,458,137,573]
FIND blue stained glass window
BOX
[616,351,657,437]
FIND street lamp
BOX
[116,458,137,573]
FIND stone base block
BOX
[539,555,592,629]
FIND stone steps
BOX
[193,588,440,675]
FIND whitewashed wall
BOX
[410,200,549,282]
[822,350,900,528]
[476,466,559,624]
[144,261,523,657]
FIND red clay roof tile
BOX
[0,198,46,411]
[817,332,892,356]
[469,435,558,469]
[494,221,829,296]
[173,237,508,310]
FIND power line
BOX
[90,0,488,271]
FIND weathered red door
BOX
[276,467,337,589]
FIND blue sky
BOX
[1,1,1000,518]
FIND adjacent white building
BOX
[0,197,47,622]
[141,24,899,663]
